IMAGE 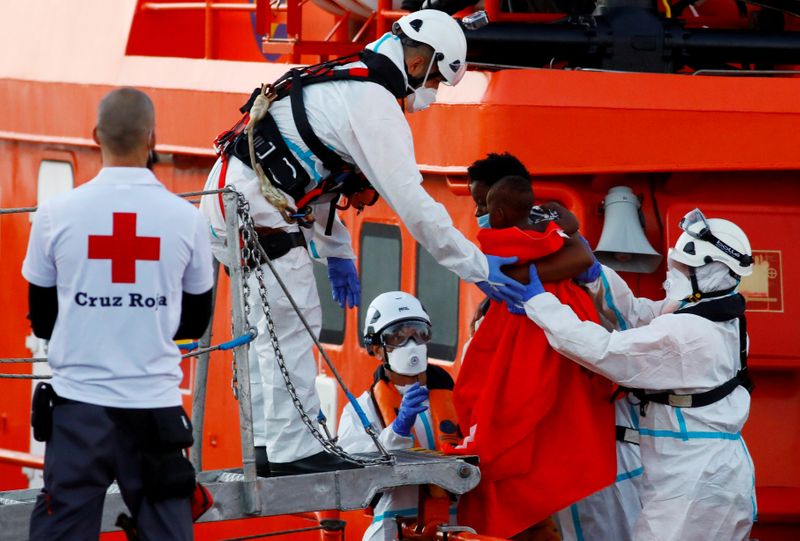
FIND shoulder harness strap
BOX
[625,294,752,414]
[286,50,406,173]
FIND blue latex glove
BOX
[391,383,429,437]
[477,255,527,305]
[574,235,602,284]
[522,264,546,301]
[506,301,526,315]
[327,257,361,308]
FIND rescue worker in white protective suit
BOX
[338,292,461,541]
[200,10,521,475]
[520,208,757,541]
[556,268,644,541]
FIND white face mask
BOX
[386,343,428,376]
[663,266,693,302]
[405,87,437,113]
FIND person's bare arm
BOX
[502,263,533,284]
[541,201,579,235]
[535,234,594,282]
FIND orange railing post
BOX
[204,0,213,59]
[0,448,44,470]
[256,0,269,35]
[376,0,391,36]
[484,0,500,25]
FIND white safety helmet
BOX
[669,209,754,277]
[363,291,431,354]
[393,9,468,86]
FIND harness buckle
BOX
[668,394,693,408]
[616,425,640,445]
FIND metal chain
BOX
[234,192,391,466]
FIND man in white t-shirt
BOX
[23,87,214,541]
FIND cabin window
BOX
[359,223,402,344]
[313,260,345,345]
[28,160,73,350]
[415,244,459,362]
[35,161,74,220]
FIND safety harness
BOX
[214,50,407,234]
[623,293,752,415]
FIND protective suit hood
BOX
[665,257,740,305]
[366,34,410,91]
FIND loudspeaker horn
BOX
[595,186,662,273]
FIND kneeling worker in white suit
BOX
[521,209,757,541]
[338,292,461,541]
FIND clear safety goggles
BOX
[679,208,712,240]
[379,320,432,348]
[678,208,752,267]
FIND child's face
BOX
[487,191,512,229]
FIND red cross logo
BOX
[88,213,160,283]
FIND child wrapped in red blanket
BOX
[448,176,616,539]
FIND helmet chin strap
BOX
[381,344,392,372]
[685,265,739,304]
[406,53,436,93]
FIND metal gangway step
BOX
[0,450,479,540]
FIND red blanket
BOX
[448,225,616,538]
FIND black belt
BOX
[224,230,307,277]
[616,425,640,445]
[626,369,752,412]
[256,230,307,261]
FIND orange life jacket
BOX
[370,378,461,450]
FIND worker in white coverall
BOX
[520,208,757,541]
[556,264,645,541]
[200,10,521,475]
[338,292,460,541]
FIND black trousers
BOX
[29,400,193,541]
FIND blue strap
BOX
[629,402,640,430]
[178,341,199,352]
[600,269,628,331]
[638,428,741,441]
[179,332,255,353]
[674,409,690,441]
[570,504,586,541]
[345,390,374,430]
[372,507,418,523]
[219,332,256,351]
[616,467,644,483]
[372,33,399,54]
[418,412,436,450]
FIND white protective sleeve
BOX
[524,293,725,392]
[307,201,356,260]
[339,87,488,283]
[584,266,671,329]
[337,393,414,454]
